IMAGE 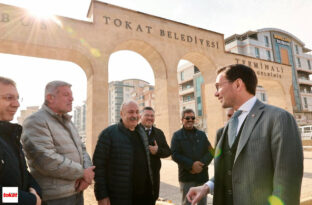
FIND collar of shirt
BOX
[236,96,257,134]
[144,127,152,135]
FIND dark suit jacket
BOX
[140,124,171,200]
[215,127,224,148]
[213,100,303,205]
[0,121,42,205]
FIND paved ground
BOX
[84,151,312,204]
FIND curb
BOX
[301,197,312,205]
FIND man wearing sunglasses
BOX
[171,109,214,205]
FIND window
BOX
[308,60,311,70]
[182,81,193,90]
[255,47,260,58]
[295,45,299,54]
[183,94,194,102]
[264,36,269,47]
[261,93,266,102]
[180,71,184,81]
[297,58,301,68]
[194,66,200,74]
[304,97,308,109]
[266,50,271,61]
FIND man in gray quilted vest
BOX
[21,81,95,205]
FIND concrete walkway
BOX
[83,151,312,204]
[159,151,312,205]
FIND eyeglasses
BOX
[0,94,20,102]
[144,114,155,118]
[184,116,195,121]
[215,81,230,91]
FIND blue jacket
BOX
[171,127,214,183]
[0,121,42,205]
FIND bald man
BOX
[93,100,154,205]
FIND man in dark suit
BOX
[187,64,303,205]
[215,108,234,147]
[0,76,42,205]
[140,106,171,205]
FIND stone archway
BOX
[178,52,218,142]
[0,1,293,153]
[109,39,181,142]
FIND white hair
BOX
[120,99,139,111]
[44,80,71,105]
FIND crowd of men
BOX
[0,64,304,205]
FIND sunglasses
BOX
[184,116,195,121]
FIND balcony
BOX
[179,87,194,96]
[297,67,312,74]
[298,78,312,86]
[300,90,312,96]
[300,53,312,59]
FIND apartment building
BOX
[225,28,312,125]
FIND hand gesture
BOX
[75,178,90,192]
[83,166,95,184]
[98,197,111,205]
[29,187,41,205]
[149,140,158,155]
[186,184,210,205]
[191,161,204,174]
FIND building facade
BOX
[17,106,40,125]
[131,84,155,111]
[177,62,269,131]
[108,79,154,125]
[177,63,207,131]
[225,28,312,125]
[73,102,87,143]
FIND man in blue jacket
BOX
[171,109,214,205]
[0,76,42,205]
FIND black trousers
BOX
[132,193,154,205]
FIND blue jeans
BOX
[180,181,207,205]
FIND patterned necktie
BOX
[228,110,243,147]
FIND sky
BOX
[0,0,311,119]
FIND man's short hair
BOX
[142,106,154,113]
[217,64,258,95]
[120,99,139,111]
[181,109,195,119]
[0,76,16,86]
[44,81,71,104]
